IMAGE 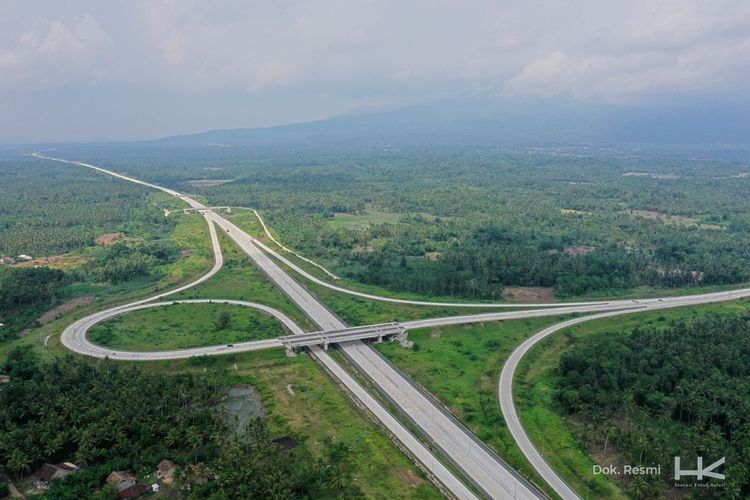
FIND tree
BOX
[2,345,40,379]
[216,311,231,330]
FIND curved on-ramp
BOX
[499,288,750,500]
[35,151,750,499]
[61,299,300,361]
[35,151,484,500]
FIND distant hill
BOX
[154,96,750,149]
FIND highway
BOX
[200,202,546,499]
[167,205,342,280]
[279,323,405,350]
[497,289,750,500]
[38,153,484,500]
[36,151,750,499]
[62,299,288,360]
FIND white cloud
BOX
[505,0,750,100]
[0,14,110,88]
[1,1,749,140]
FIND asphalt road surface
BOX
[36,152,750,500]
[497,289,750,500]
[37,153,483,500]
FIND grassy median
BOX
[88,302,286,351]
[138,349,443,499]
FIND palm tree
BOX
[6,448,31,476]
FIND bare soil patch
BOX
[15,254,88,269]
[502,286,555,303]
[37,296,96,325]
[393,467,425,488]
[95,232,124,245]
[564,245,596,256]
[625,210,721,230]
[623,172,679,179]
[185,179,234,187]
[560,209,591,215]
[424,251,442,262]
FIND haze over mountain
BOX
[2,1,750,143]
[157,97,750,148]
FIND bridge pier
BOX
[396,330,411,348]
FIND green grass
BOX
[374,300,750,498]
[226,210,515,304]
[209,213,505,327]
[376,317,571,497]
[172,229,315,331]
[0,204,214,363]
[568,281,750,301]
[302,277,505,325]
[327,210,404,229]
[515,298,750,499]
[88,303,286,351]
[135,349,443,499]
[376,300,750,498]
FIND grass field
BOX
[0,199,214,363]
[376,316,572,497]
[207,213,507,326]
[136,350,443,499]
[302,277,504,325]
[88,302,286,351]
[172,229,315,331]
[2,202,446,497]
[515,298,750,499]
[375,298,750,499]
[327,210,404,229]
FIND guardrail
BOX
[280,322,406,351]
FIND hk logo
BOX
[674,456,725,480]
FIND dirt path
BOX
[1,472,25,498]
[37,296,96,325]
[22,296,97,337]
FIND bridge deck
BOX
[280,322,405,349]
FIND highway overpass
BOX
[279,322,406,351]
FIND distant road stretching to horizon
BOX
[36,152,750,500]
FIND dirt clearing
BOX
[502,286,555,303]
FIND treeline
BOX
[85,241,177,284]
[0,241,178,341]
[0,267,70,340]
[8,146,750,302]
[175,146,750,299]
[0,267,68,313]
[349,237,648,298]
[0,160,175,257]
[557,315,750,497]
[0,348,362,499]
[339,222,750,298]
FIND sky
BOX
[1,0,749,142]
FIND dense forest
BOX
[84,241,178,284]
[0,157,187,340]
[0,347,361,498]
[3,145,749,300]
[0,159,174,257]
[187,145,750,299]
[557,315,750,497]
[0,242,178,341]
[0,267,70,340]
